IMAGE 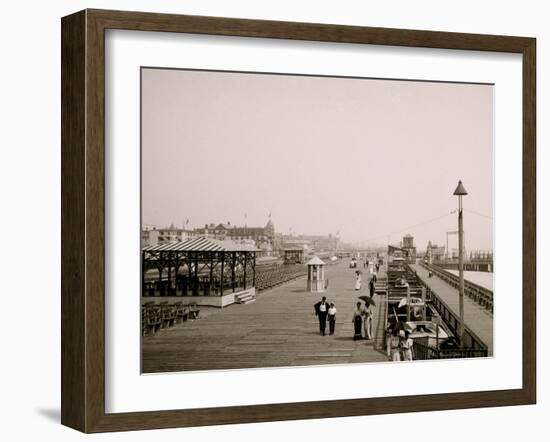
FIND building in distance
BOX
[194,218,276,256]
[141,223,196,248]
[401,234,417,262]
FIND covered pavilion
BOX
[142,237,257,303]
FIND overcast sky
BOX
[142,68,494,251]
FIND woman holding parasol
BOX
[352,302,363,340]
[358,296,376,340]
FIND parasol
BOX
[358,296,376,307]
[397,297,424,309]
[397,297,408,309]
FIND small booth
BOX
[283,248,304,264]
[307,256,326,293]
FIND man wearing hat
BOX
[313,296,330,336]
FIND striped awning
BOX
[142,237,257,253]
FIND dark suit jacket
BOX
[314,301,330,316]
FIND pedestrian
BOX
[385,323,393,357]
[369,278,375,297]
[392,330,405,361]
[401,331,414,361]
[313,296,330,336]
[352,302,363,340]
[372,272,377,283]
[355,272,362,290]
[363,303,373,340]
[328,303,337,335]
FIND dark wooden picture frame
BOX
[61,9,536,433]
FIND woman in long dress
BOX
[391,330,405,361]
[328,303,337,335]
[363,304,373,340]
[401,331,414,361]
[352,302,363,340]
[385,323,393,357]
[355,272,361,290]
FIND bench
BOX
[141,304,161,335]
[188,302,201,319]
[159,301,176,329]
[172,302,189,324]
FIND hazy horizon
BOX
[142,68,494,252]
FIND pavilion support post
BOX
[167,251,172,294]
[253,251,256,287]
[174,254,181,297]
[194,253,199,296]
[157,253,164,296]
[244,252,248,290]
[185,260,192,296]
[141,251,145,297]
[209,254,214,296]
[220,252,225,296]
[232,252,236,292]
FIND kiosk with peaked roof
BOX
[306,255,326,293]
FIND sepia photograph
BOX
[140,67,494,373]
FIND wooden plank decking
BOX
[142,261,388,373]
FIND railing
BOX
[373,288,389,352]
[426,289,488,351]
[433,260,493,273]
[413,337,488,360]
[420,261,493,313]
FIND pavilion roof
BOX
[143,237,257,253]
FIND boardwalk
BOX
[410,263,493,354]
[447,269,494,291]
[142,261,388,373]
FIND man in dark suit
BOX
[313,296,330,336]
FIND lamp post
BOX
[453,180,468,348]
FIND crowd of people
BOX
[314,257,379,340]
[312,256,415,361]
[314,295,374,339]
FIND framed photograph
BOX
[61,9,536,433]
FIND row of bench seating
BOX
[373,276,388,295]
[141,301,201,336]
[386,269,423,300]
[255,264,307,292]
